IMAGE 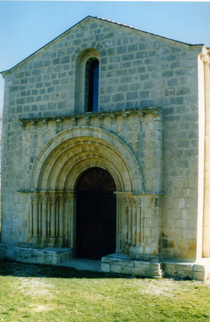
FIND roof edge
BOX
[0,15,94,76]
[97,17,204,47]
[0,15,205,76]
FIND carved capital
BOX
[134,196,141,207]
[49,193,56,204]
[57,193,63,204]
[127,196,135,207]
[40,193,48,204]
[123,196,132,207]
[31,194,39,204]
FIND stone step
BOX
[58,258,101,272]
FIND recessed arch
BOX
[29,126,144,252]
[30,126,144,193]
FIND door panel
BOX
[76,167,116,260]
[97,194,116,258]
[76,195,98,259]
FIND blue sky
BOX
[0,1,210,112]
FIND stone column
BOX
[136,206,141,246]
[32,194,39,238]
[30,193,39,245]
[115,193,120,253]
[64,193,70,246]
[29,199,33,238]
[47,196,51,238]
[38,202,42,238]
[116,193,141,255]
[63,192,75,249]
[49,193,56,245]
[59,194,64,237]
[41,193,48,240]
[55,196,59,238]
[132,206,136,246]
[122,198,128,244]
[58,193,64,247]
[127,202,132,245]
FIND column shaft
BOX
[136,207,141,246]
[128,206,132,243]
[51,201,56,238]
[132,207,136,246]
[42,201,47,238]
[59,196,64,237]
[33,202,38,237]
[123,206,128,242]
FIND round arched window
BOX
[86,58,99,112]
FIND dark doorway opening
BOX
[76,167,116,260]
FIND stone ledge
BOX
[18,107,162,126]
[0,246,209,281]
[161,259,210,281]
[101,254,210,281]
[101,253,162,278]
[0,244,73,265]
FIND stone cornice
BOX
[18,107,162,126]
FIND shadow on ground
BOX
[0,259,130,279]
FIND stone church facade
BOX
[0,16,210,280]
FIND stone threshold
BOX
[58,258,101,272]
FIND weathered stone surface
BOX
[0,16,210,280]
[102,254,162,278]
[0,244,73,265]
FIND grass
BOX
[0,260,209,321]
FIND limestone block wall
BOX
[1,16,205,260]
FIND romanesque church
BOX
[0,16,210,280]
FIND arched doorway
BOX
[76,167,116,260]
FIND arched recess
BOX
[31,126,144,192]
[75,48,100,114]
[29,126,145,253]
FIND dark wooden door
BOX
[76,168,116,260]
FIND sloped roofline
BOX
[1,15,204,76]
